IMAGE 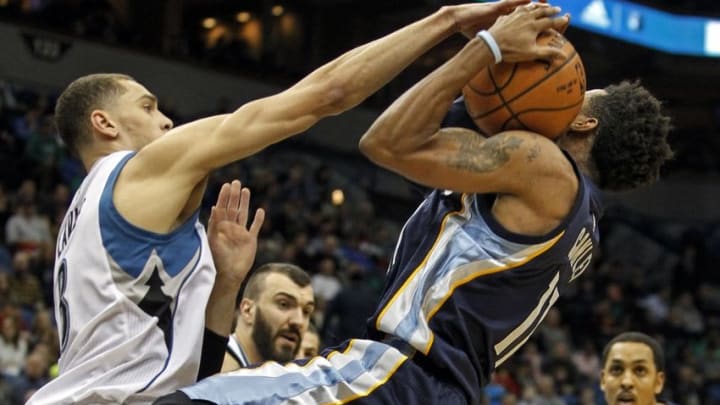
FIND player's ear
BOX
[90,109,119,140]
[655,370,665,394]
[569,114,598,135]
[599,370,607,392]
[240,298,255,325]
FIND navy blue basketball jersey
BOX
[154,152,603,405]
[367,152,603,402]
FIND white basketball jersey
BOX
[29,151,216,404]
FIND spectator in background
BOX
[28,309,58,362]
[483,375,507,405]
[0,183,10,243]
[12,179,37,206]
[320,263,379,346]
[0,273,12,309]
[638,287,672,326]
[571,340,601,382]
[310,255,342,321]
[673,364,702,405]
[537,308,570,352]
[576,386,596,405]
[7,251,43,311]
[501,392,519,405]
[534,375,565,405]
[9,102,44,144]
[668,292,704,337]
[0,313,29,377]
[223,263,315,372]
[24,115,63,191]
[494,367,521,397]
[4,198,52,257]
[6,349,50,404]
[0,372,12,404]
[542,341,578,401]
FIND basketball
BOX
[462,29,586,139]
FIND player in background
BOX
[222,263,314,371]
[600,332,679,405]
[296,322,322,360]
[28,0,536,402]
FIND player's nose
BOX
[287,308,304,325]
[160,112,173,131]
[620,371,634,388]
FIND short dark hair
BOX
[601,331,665,372]
[240,263,311,304]
[55,73,134,157]
[588,81,673,191]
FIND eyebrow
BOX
[136,94,158,104]
[273,292,298,304]
[273,292,315,307]
[609,359,649,365]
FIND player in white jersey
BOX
[29,177,263,403]
[28,2,528,402]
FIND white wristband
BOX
[476,30,502,64]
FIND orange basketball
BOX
[462,30,586,139]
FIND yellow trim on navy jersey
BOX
[375,194,469,331]
[421,231,565,354]
[319,339,408,405]
[325,339,356,361]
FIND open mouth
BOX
[616,393,636,405]
[278,332,300,346]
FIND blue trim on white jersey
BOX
[99,153,201,278]
[137,236,205,393]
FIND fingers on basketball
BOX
[462,30,586,139]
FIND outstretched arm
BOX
[360,4,572,197]
[115,1,534,233]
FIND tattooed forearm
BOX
[447,132,523,173]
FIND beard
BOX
[252,308,301,363]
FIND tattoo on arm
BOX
[447,132,523,173]
[527,143,540,163]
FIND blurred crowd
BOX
[1,79,720,405]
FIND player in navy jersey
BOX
[154,1,672,405]
[29,0,530,402]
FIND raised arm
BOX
[198,180,264,379]
[359,4,573,198]
[115,1,533,233]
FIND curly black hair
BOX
[588,81,673,191]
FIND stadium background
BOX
[0,0,719,403]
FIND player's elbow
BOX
[359,129,397,166]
